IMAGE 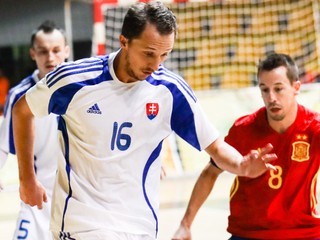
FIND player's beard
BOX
[124,55,145,82]
[269,113,285,121]
[267,106,285,121]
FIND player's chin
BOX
[269,112,285,121]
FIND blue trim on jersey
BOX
[48,58,112,115]
[142,140,163,238]
[146,76,201,151]
[47,58,102,79]
[47,66,104,88]
[154,66,197,102]
[57,116,72,232]
[4,75,35,154]
[46,58,104,87]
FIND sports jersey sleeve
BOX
[174,100,219,151]
[25,79,53,117]
[168,75,219,151]
[224,124,238,147]
[0,78,33,155]
[224,116,249,154]
[26,57,105,117]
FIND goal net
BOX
[102,0,320,91]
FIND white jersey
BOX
[0,70,58,239]
[26,51,219,238]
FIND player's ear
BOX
[29,48,36,61]
[293,80,301,95]
[119,35,128,48]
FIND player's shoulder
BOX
[45,56,106,88]
[149,65,187,84]
[299,104,320,125]
[8,75,34,96]
[148,65,196,100]
[300,104,319,116]
[54,56,106,74]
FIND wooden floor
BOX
[158,173,233,239]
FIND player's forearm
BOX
[12,95,36,183]
[181,164,221,228]
[206,138,244,175]
[206,138,276,178]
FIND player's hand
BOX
[172,223,192,240]
[242,143,277,178]
[19,178,47,209]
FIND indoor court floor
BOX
[0,156,233,240]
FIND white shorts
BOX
[52,229,155,240]
[13,201,52,240]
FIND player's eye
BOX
[145,52,154,57]
[275,87,283,93]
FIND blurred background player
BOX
[0,20,69,239]
[172,53,320,240]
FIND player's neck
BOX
[37,71,45,80]
[113,50,131,83]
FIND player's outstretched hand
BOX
[19,178,47,209]
[242,143,277,178]
[172,223,191,240]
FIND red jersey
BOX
[225,105,320,239]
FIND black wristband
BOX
[209,158,221,170]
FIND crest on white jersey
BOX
[146,103,159,120]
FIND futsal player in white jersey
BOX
[0,20,69,239]
[12,2,276,240]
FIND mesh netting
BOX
[104,0,320,90]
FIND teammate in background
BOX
[0,68,9,116]
[12,2,276,239]
[172,53,320,240]
[0,20,69,239]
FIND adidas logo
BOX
[87,103,102,114]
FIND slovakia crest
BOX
[146,103,159,120]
